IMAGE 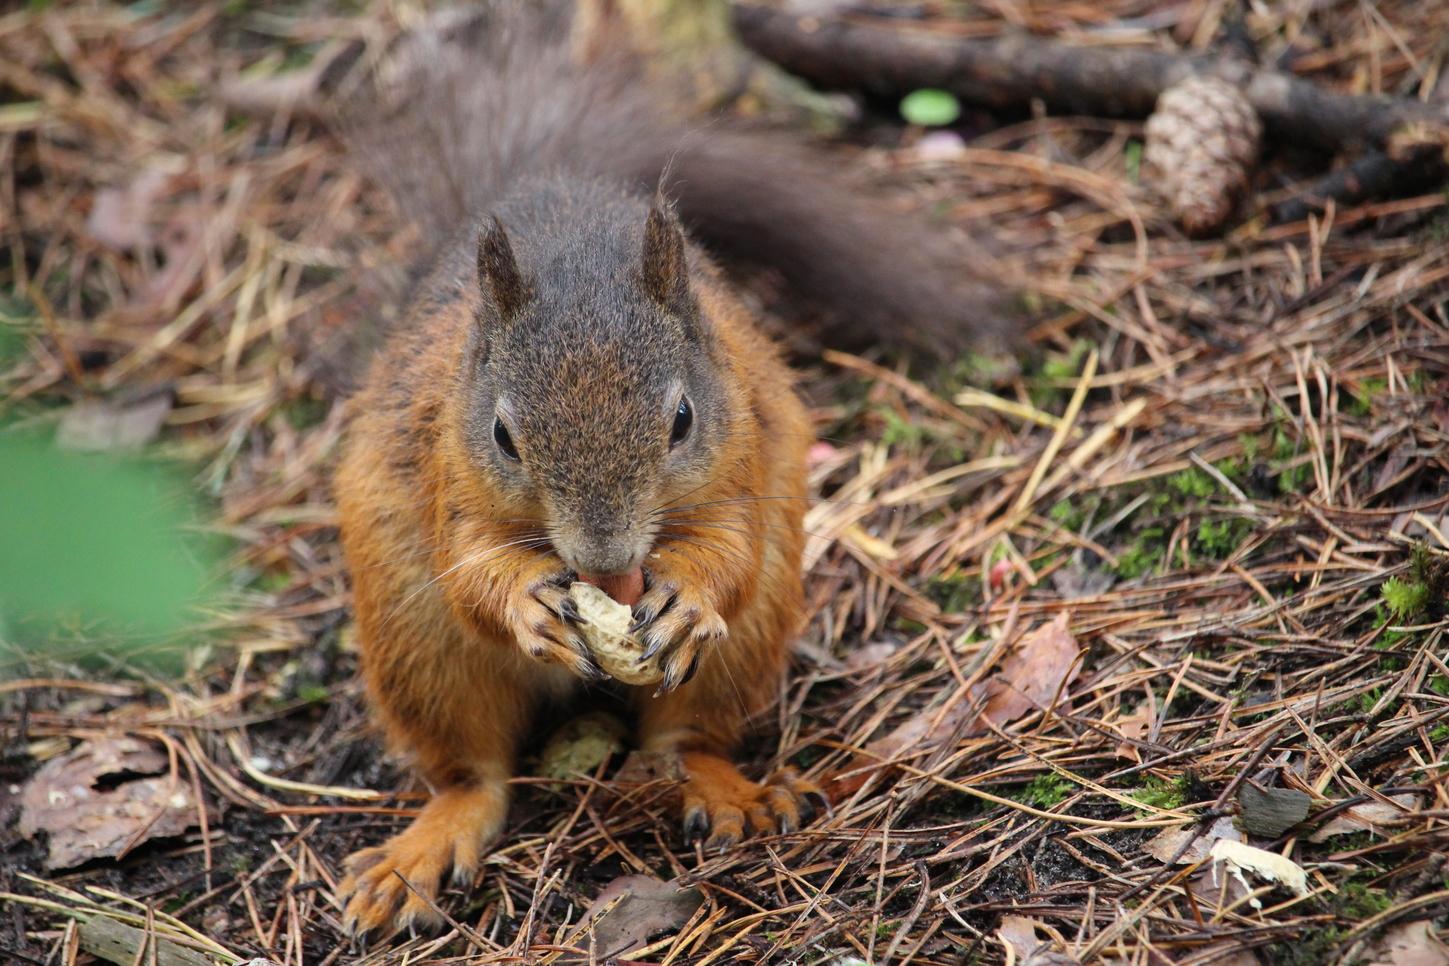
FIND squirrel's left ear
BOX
[477,215,534,324]
[640,205,691,313]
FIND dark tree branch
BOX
[732,5,1449,153]
[1271,148,1447,223]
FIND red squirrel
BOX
[330,2,1009,934]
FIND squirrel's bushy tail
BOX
[336,2,1014,357]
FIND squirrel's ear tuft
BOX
[640,205,690,310]
[477,216,533,322]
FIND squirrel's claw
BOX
[337,784,506,938]
[557,596,582,625]
[513,569,604,680]
[678,753,824,853]
[631,576,726,693]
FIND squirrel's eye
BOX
[493,416,520,461]
[670,397,693,448]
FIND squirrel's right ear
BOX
[476,216,534,322]
[640,205,691,312]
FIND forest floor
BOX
[1,2,1447,964]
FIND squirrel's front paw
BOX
[631,569,727,693]
[507,567,601,680]
[338,784,507,936]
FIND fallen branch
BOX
[731,5,1449,153]
[1270,147,1448,223]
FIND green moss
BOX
[1271,426,1311,493]
[282,395,329,431]
[1372,603,1409,649]
[1358,687,1385,715]
[0,291,36,372]
[1048,498,1083,530]
[1042,340,1093,382]
[1381,576,1430,620]
[1194,517,1249,559]
[1167,468,1216,500]
[1013,773,1075,809]
[1028,339,1094,408]
[297,683,330,704]
[1263,929,1344,966]
[1124,140,1143,182]
[1408,544,1449,619]
[253,569,292,594]
[942,351,1019,392]
[925,571,977,613]
[1336,882,1393,920]
[1130,774,1187,812]
[878,407,928,451]
[1114,527,1166,579]
[0,433,225,666]
[791,746,825,769]
[1349,378,1387,417]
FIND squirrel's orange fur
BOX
[328,0,1007,937]
[335,236,815,933]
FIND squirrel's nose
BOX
[555,531,647,577]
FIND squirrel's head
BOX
[459,202,735,577]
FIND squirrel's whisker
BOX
[659,519,832,541]
[652,477,720,514]
[656,534,752,568]
[380,537,553,629]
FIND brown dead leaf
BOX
[1237,783,1312,838]
[18,736,203,869]
[57,390,173,452]
[979,611,1081,726]
[612,749,684,785]
[1371,443,1415,494]
[576,875,703,959]
[835,612,1081,797]
[864,696,975,764]
[1144,816,1240,865]
[1048,557,1115,598]
[1183,942,1261,965]
[1186,854,1252,917]
[1363,920,1449,966]
[1112,699,1155,760]
[139,210,209,313]
[845,639,899,672]
[1309,793,1420,842]
[87,168,172,251]
[998,915,1081,965]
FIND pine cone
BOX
[1143,76,1263,236]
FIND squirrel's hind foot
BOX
[679,752,827,853]
[337,783,507,937]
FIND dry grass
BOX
[2,2,1447,964]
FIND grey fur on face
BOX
[461,177,729,575]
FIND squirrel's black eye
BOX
[670,397,693,448]
[493,416,520,461]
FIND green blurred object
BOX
[900,89,961,127]
[0,432,221,670]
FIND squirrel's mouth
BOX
[552,525,653,598]
[575,568,645,607]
